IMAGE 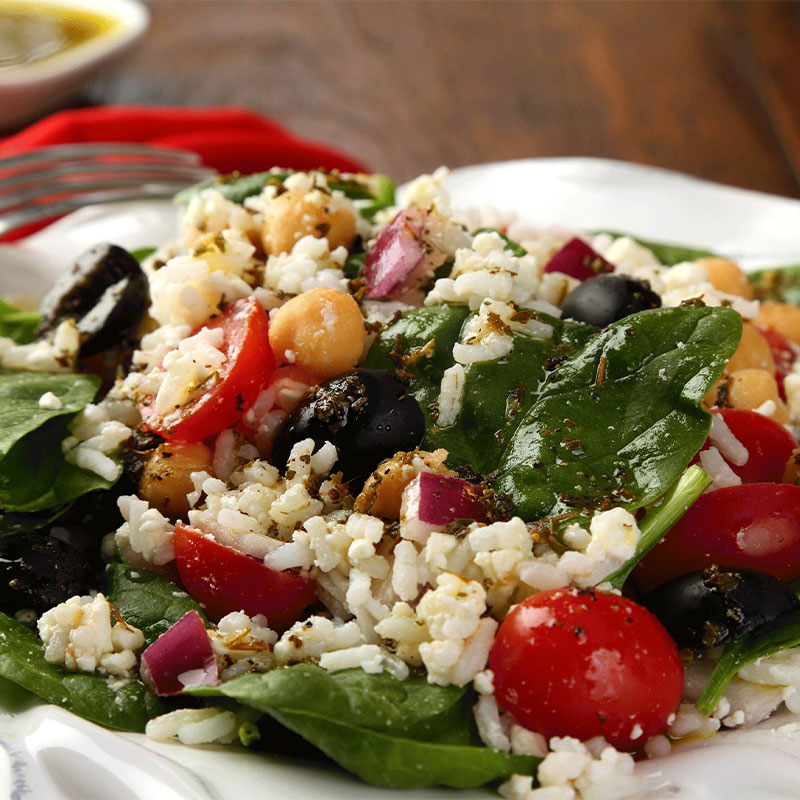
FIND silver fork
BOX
[0,143,217,237]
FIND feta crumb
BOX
[38,391,62,410]
[37,593,144,678]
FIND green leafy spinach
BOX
[106,563,207,646]
[497,306,740,518]
[0,611,162,732]
[175,170,396,221]
[188,664,538,789]
[0,371,116,512]
[368,304,739,519]
[748,265,800,305]
[0,300,42,344]
[696,607,800,716]
[605,465,710,589]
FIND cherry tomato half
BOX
[141,296,274,441]
[699,408,798,484]
[173,523,317,630]
[632,483,800,593]
[489,588,683,749]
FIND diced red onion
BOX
[140,610,219,696]
[543,237,614,282]
[365,208,433,298]
[415,471,487,526]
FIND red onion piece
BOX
[415,471,487,526]
[543,237,614,282]
[365,208,432,298]
[140,609,219,696]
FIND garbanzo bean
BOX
[268,287,366,380]
[726,368,790,424]
[354,449,451,519]
[140,442,213,518]
[754,301,800,346]
[726,322,776,374]
[696,257,753,300]
[261,188,356,255]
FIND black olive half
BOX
[37,243,149,357]
[561,274,661,327]
[271,368,425,483]
[642,565,800,650]
[0,532,100,617]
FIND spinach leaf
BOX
[360,174,396,222]
[175,171,395,220]
[605,465,710,589]
[475,227,527,257]
[0,611,162,732]
[367,304,737,517]
[0,300,42,344]
[106,563,207,646]
[365,304,596,472]
[0,503,72,537]
[0,371,98,459]
[498,306,740,518]
[0,415,114,512]
[696,607,800,716]
[130,247,156,264]
[188,664,538,788]
[748,265,800,305]
[597,231,716,266]
[0,371,116,512]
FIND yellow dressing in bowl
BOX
[0,1,118,71]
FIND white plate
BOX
[3,158,800,799]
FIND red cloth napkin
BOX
[0,106,368,240]
[0,106,368,174]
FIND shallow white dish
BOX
[2,157,800,799]
[0,0,149,130]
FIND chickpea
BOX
[269,287,366,380]
[355,449,450,519]
[695,257,753,300]
[754,301,800,346]
[726,322,775,374]
[725,368,790,424]
[261,188,356,255]
[140,442,213,518]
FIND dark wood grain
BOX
[81,0,800,197]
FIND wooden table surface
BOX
[81,0,800,198]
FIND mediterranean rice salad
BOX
[4,166,800,799]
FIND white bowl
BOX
[0,0,149,131]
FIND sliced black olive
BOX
[271,368,425,483]
[0,532,100,617]
[37,243,149,356]
[642,565,800,649]
[561,274,661,327]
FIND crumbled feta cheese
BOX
[37,593,144,677]
[37,391,62,410]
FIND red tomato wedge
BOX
[141,296,274,441]
[632,483,800,593]
[699,408,798,484]
[758,325,798,400]
[490,588,683,749]
[173,523,317,630]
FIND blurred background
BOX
[5,0,800,196]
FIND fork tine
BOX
[0,163,215,196]
[0,144,204,171]
[0,174,214,214]
[0,184,191,237]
